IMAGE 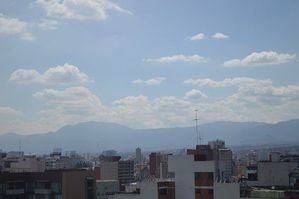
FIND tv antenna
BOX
[194,110,202,145]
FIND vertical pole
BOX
[195,110,199,145]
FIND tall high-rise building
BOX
[99,156,134,185]
[118,160,135,184]
[135,147,142,164]
[149,152,169,178]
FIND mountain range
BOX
[0,119,299,153]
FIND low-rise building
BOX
[0,169,96,199]
[9,155,45,173]
[247,161,297,187]
[96,180,119,199]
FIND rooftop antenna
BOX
[19,140,21,152]
[194,110,201,145]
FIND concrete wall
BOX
[248,162,297,187]
[214,182,240,199]
[96,180,119,199]
[62,170,96,199]
[100,162,118,180]
[139,181,158,199]
[10,157,45,173]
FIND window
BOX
[158,188,167,195]
[195,172,213,186]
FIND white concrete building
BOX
[9,155,45,173]
[247,161,298,187]
[168,154,240,199]
[45,155,72,170]
[100,161,119,181]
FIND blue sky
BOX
[0,0,299,134]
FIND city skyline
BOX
[1,0,299,134]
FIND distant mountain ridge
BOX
[0,119,299,153]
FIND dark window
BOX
[159,188,167,195]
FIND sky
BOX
[0,0,299,134]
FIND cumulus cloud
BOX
[32,86,111,132]
[132,77,166,85]
[184,77,299,106]
[189,33,205,41]
[33,86,102,107]
[145,54,207,63]
[184,77,272,88]
[184,89,207,100]
[0,13,34,40]
[5,75,299,133]
[0,106,22,117]
[36,0,132,21]
[223,51,296,67]
[212,32,229,39]
[10,63,89,85]
[112,95,192,128]
[37,19,60,30]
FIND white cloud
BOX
[184,77,299,105]
[112,95,192,128]
[37,19,60,30]
[36,0,132,21]
[4,76,299,133]
[184,77,272,88]
[0,106,25,134]
[33,87,102,107]
[212,32,229,39]
[0,106,22,117]
[0,13,34,40]
[145,54,207,63]
[184,89,207,99]
[224,51,296,67]
[132,77,166,85]
[189,33,205,41]
[10,63,89,85]
[32,87,111,132]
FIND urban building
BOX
[0,169,96,199]
[100,161,119,181]
[269,152,281,162]
[188,140,233,181]
[135,148,142,164]
[96,180,119,199]
[45,153,73,170]
[168,145,240,199]
[135,164,149,181]
[102,150,117,157]
[247,161,298,187]
[8,155,45,173]
[99,156,134,185]
[1,153,46,173]
[106,179,175,199]
[149,153,169,179]
[118,160,135,185]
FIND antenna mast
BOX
[194,110,201,145]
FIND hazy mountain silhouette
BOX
[0,120,299,153]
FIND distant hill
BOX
[0,119,299,153]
